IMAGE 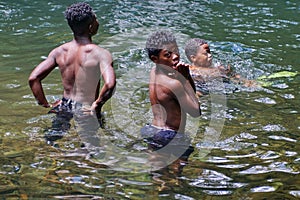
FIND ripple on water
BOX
[205,156,234,164]
[254,97,276,104]
[280,93,295,99]
[289,191,300,198]
[251,185,276,193]
[285,151,297,157]
[117,178,152,186]
[272,83,289,89]
[294,158,300,164]
[0,162,21,175]
[259,150,280,160]
[5,83,20,89]
[268,135,297,143]
[174,194,195,200]
[262,124,286,132]
[216,163,249,169]
[239,161,299,175]
[188,169,247,195]
[197,132,258,152]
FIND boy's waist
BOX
[49,97,84,113]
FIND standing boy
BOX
[142,30,201,170]
[28,2,116,147]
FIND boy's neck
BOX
[156,64,177,77]
[74,35,93,45]
[190,64,212,70]
[157,64,174,72]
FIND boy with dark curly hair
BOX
[141,30,201,171]
[28,2,116,148]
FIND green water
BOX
[0,0,299,199]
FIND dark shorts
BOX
[140,124,194,158]
[48,97,82,114]
[45,98,101,144]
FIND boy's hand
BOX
[173,61,191,79]
[50,99,62,108]
[91,100,104,113]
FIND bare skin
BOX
[149,44,201,133]
[28,16,116,113]
[189,43,230,81]
[188,42,257,96]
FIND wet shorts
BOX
[140,124,194,158]
[48,97,82,114]
[45,97,84,143]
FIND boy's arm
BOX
[172,62,200,117]
[28,51,58,108]
[171,73,201,117]
[91,49,116,111]
[174,62,196,92]
[187,72,196,92]
[172,78,201,118]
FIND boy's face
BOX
[191,43,212,68]
[151,43,180,69]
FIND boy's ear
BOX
[190,55,196,63]
[150,55,159,63]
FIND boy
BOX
[185,38,255,96]
[141,30,201,170]
[28,2,116,146]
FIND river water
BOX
[0,0,299,199]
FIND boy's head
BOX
[64,2,98,36]
[145,30,178,60]
[185,38,212,67]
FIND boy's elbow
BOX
[104,80,116,96]
[107,80,116,91]
[28,75,38,86]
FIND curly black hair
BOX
[184,38,207,62]
[145,30,177,59]
[64,2,95,34]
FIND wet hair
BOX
[184,38,207,62]
[64,2,95,35]
[145,30,177,59]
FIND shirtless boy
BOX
[29,2,116,112]
[28,2,116,144]
[141,30,201,170]
[185,38,255,96]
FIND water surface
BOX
[0,0,299,199]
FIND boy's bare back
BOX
[29,2,116,112]
[53,40,113,105]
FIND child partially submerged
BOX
[185,38,256,96]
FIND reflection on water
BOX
[0,0,300,199]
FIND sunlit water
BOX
[0,0,299,199]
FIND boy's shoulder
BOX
[190,66,218,75]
